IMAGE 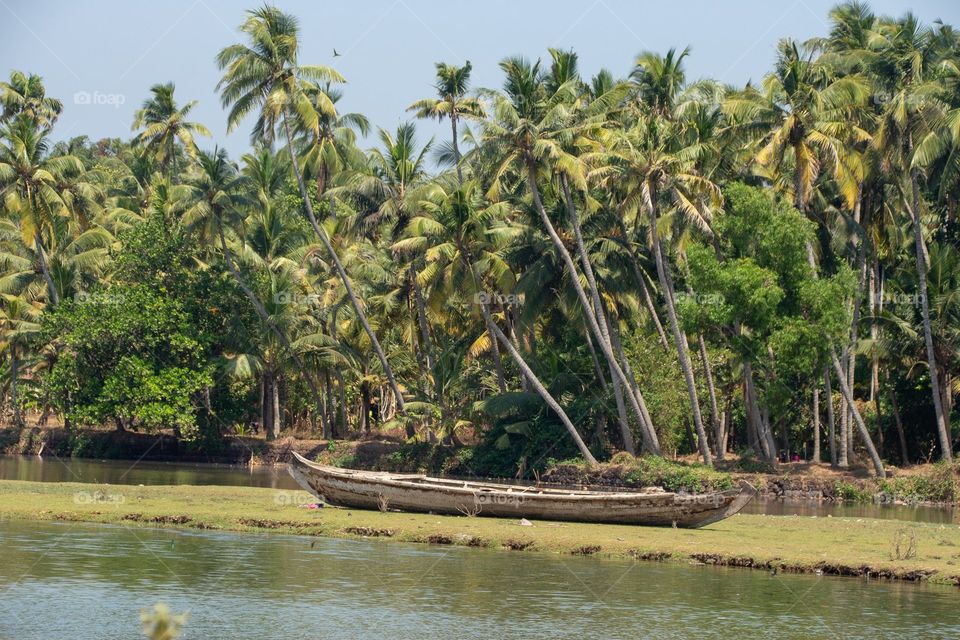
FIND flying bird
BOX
[333,48,342,57]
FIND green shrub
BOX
[834,480,870,502]
[878,463,957,503]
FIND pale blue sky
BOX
[2,0,958,158]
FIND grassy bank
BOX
[2,479,959,586]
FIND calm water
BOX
[1,454,956,523]
[0,520,957,640]
[0,454,298,489]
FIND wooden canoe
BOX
[288,452,756,528]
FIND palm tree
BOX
[215,5,408,421]
[0,118,86,306]
[297,84,368,196]
[174,147,327,438]
[870,13,955,461]
[408,61,486,183]
[404,180,596,462]
[0,71,62,128]
[596,114,720,465]
[482,55,661,455]
[132,83,211,177]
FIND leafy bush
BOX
[878,463,958,503]
[834,480,871,502]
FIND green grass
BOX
[1,479,959,586]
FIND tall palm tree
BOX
[215,5,408,420]
[408,61,486,183]
[724,38,886,475]
[132,83,211,177]
[297,84,368,196]
[482,55,662,455]
[871,13,955,461]
[596,114,720,465]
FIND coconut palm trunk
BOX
[562,177,637,454]
[450,113,463,184]
[697,334,723,460]
[824,368,837,467]
[473,277,596,464]
[812,385,821,463]
[645,186,711,465]
[10,346,22,428]
[280,111,407,422]
[217,221,325,432]
[525,160,660,454]
[831,352,885,477]
[907,157,952,461]
[34,233,60,306]
[803,236,879,470]
[614,218,669,349]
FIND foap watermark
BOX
[879,291,925,308]
[73,90,126,109]
[473,292,525,306]
[74,291,124,304]
[273,491,317,507]
[73,490,126,505]
[473,491,526,508]
[674,291,725,306]
[273,291,321,307]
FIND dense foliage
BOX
[2,3,959,477]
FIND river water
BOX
[1,454,955,523]
[1,519,957,640]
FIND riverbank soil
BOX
[1,480,958,586]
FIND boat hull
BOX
[288,453,755,528]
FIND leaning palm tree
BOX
[408,61,486,183]
[595,114,720,465]
[215,5,408,420]
[403,180,596,463]
[481,55,661,455]
[132,83,211,177]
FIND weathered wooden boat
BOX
[288,452,756,528]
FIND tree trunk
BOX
[466,254,595,462]
[744,361,775,461]
[697,334,723,460]
[615,218,669,350]
[525,161,659,453]
[645,188,711,465]
[563,176,636,454]
[812,385,820,463]
[35,233,60,306]
[450,113,463,185]
[281,111,407,418]
[889,385,909,465]
[10,347,23,428]
[272,374,281,439]
[824,368,837,467]
[480,297,508,393]
[831,352,885,477]
[263,371,275,441]
[907,159,952,461]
